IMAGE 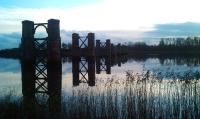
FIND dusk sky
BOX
[1,0,200,49]
[1,0,200,32]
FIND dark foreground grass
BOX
[0,94,22,119]
[1,71,200,119]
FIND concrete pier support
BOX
[88,33,95,56]
[106,39,111,74]
[21,20,35,98]
[72,33,80,86]
[96,40,101,56]
[21,20,36,119]
[47,19,62,113]
[87,33,95,86]
[117,43,121,55]
[21,19,63,118]
[106,39,111,56]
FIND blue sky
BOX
[0,0,99,8]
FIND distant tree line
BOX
[159,37,200,46]
[1,36,200,59]
[120,37,200,55]
[62,43,72,49]
[51,37,200,55]
[0,48,20,59]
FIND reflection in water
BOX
[0,58,21,97]
[72,56,96,86]
[63,55,200,80]
[20,35,115,117]
[96,56,111,74]
[1,55,200,118]
[110,55,200,80]
[21,58,62,119]
[159,56,200,66]
[0,58,21,73]
[72,56,112,86]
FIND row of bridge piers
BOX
[71,33,96,86]
[20,19,120,118]
[71,33,112,86]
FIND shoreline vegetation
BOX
[0,71,200,119]
[2,37,200,59]
[0,48,20,59]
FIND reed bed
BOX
[0,71,200,119]
[63,70,200,119]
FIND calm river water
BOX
[0,56,200,97]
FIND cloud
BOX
[0,30,144,49]
[4,21,200,50]
[2,22,200,49]
[1,0,200,47]
[1,0,200,36]
[1,0,200,33]
[145,22,200,37]
[60,30,143,44]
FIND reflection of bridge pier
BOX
[96,56,111,74]
[96,39,111,74]
[117,56,122,67]
[21,19,62,118]
[72,33,96,86]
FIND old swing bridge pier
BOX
[20,19,124,117]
